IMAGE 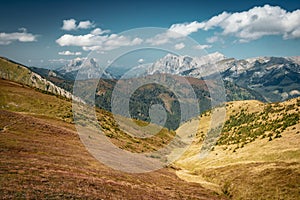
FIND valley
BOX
[0,55,299,199]
[1,1,300,199]
[0,79,224,199]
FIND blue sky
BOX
[0,0,299,68]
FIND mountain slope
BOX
[174,98,300,199]
[220,56,300,102]
[0,78,224,199]
[0,78,177,153]
[94,75,264,130]
[0,57,81,102]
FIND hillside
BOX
[0,57,81,102]
[0,79,225,199]
[174,98,300,199]
[0,78,179,154]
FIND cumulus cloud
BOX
[146,17,224,45]
[174,42,185,50]
[58,50,82,56]
[91,28,110,35]
[0,28,38,45]
[168,4,300,43]
[62,19,77,31]
[56,33,143,51]
[193,44,212,50]
[78,20,94,29]
[169,21,205,36]
[62,19,95,31]
[205,5,300,42]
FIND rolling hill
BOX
[174,98,300,199]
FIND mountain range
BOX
[1,52,299,130]
[22,52,299,129]
[25,57,263,130]
[144,53,300,102]
[41,52,300,103]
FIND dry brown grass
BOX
[0,79,225,199]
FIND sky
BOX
[0,0,299,69]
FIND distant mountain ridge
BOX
[146,52,226,76]
[144,53,300,102]
[57,57,113,80]
[46,53,300,103]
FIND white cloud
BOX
[56,34,102,46]
[0,29,38,45]
[91,28,110,35]
[168,5,300,42]
[169,21,205,36]
[58,50,82,56]
[145,29,188,45]
[56,33,143,51]
[78,20,94,29]
[62,19,95,31]
[202,12,230,30]
[210,5,300,41]
[62,19,77,31]
[174,42,185,50]
[145,14,230,45]
[193,44,212,50]
[145,33,170,45]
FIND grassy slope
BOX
[0,79,224,199]
[175,99,300,199]
[0,78,176,153]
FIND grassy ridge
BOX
[0,79,177,153]
[175,99,300,199]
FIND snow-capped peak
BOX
[146,52,226,76]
